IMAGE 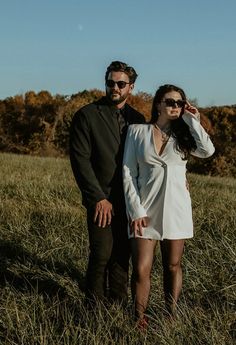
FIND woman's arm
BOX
[123,126,148,222]
[182,102,215,158]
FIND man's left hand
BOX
[93,199,113,228]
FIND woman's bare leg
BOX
[131,238,157,319]
[160,239,185,315]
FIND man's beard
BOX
[106,90,128,105]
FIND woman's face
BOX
[157,91,185,122]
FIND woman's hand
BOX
[185,101,199,117]
[130,216,150,237]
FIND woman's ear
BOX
[156,103,161,113]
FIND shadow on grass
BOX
[0,239,86,299]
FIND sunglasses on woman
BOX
[106,80,130,89]
[163,98,186,108]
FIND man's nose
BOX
[113,82,119,90]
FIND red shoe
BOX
[137,315,148,331]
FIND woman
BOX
[123,84,215,327]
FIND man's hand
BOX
[94,199,113,228]
[131,217,150,237]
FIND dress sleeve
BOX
[182,112,215,158]
[123,126,147,221]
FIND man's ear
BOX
[129,83,134,94]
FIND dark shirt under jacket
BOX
[69,96,145,214]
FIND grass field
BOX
[0,153,235,345]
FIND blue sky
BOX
[0,0,235,107]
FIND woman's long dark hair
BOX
[150,84,197,160]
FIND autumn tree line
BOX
[0,89,235,177]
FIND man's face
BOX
[105,71,134,105]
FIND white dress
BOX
[123,112,215,240]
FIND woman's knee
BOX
[133,263,152,282]
[163,260,182,274]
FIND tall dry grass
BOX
[0,153,235,344]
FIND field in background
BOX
[0,153,235,344]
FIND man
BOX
[69,61,145,304]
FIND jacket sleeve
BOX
[123,126,147,221]
[182,112,215,158]
[69,109,106,208]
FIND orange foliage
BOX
[0,90,235,176]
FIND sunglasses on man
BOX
[106,80,130,89]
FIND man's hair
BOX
[105,61,138,84]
